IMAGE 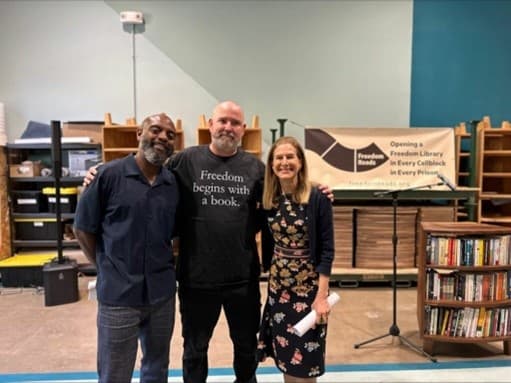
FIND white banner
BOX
[305,127,456,190]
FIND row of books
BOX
[424,306,510,338]
[425,269,511,302]
[426,235,511,266]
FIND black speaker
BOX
[43,260,79,306]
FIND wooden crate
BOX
[355,207,418,268]
[332,206,353,269]
[419,206,456,223]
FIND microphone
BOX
[437,172,456,191]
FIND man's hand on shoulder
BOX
[83,164,100,188]
[318,184,334,203]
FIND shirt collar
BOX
[122,154,174,185]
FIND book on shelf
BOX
[440,308,449,335]
[476,307,486,337]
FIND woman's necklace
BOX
[282,192,291,205]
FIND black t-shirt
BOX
[169,145,265,288]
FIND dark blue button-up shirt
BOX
[74,155,179,306]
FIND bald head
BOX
[138,112,176,166]
[208,101,247,157]
[141,113,176,132]
[212,101,245,122]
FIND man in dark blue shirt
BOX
[74,113,179,383]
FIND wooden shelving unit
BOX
[197,114,262,159]
[0,146,11,260]
[417,221,511,356]
[102,113,137,163]
[454,122,477,221]
[476,117,511,224]
[102,113,184,162]
[174,119,184,154]
[455,122,473,188]
[197,114,210,148]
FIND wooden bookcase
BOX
[454,122,478,221]
[102,113,184,162]
[197,114,262,159]
[476,117,511,224]
[417,221,511,356]
[455,122,472,189]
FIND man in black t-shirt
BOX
[169,101,268,383]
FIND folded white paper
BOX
[292,292,340,337]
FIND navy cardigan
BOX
[260,187,335,276]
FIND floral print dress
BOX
[257,195,327,378]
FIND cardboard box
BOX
[9,161,42,178]
[62,121,103,144]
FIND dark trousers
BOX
[179,281,260,383]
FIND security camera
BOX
[120,11,144,25]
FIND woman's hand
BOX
[313,274,331,324]
[312,295,330,325]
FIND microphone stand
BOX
[353,181,446,363]
[276,118,287,138]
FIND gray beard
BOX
[140,140,171,166]
[144,147,167,166]
[211,135,240,154]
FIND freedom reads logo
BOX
[305,129,388,172]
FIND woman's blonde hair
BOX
[262,136,311,209]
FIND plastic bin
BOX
[14,218,61,240]
[42,187,78,213]
[0,252,56,287]
[11,190,47,213]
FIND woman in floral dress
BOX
[258,136,335,382]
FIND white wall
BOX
[107,0,413,142]
[0,1,217,145]
[0,0,412,147]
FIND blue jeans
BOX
[179,282,260,383]
[97,297,175,383]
